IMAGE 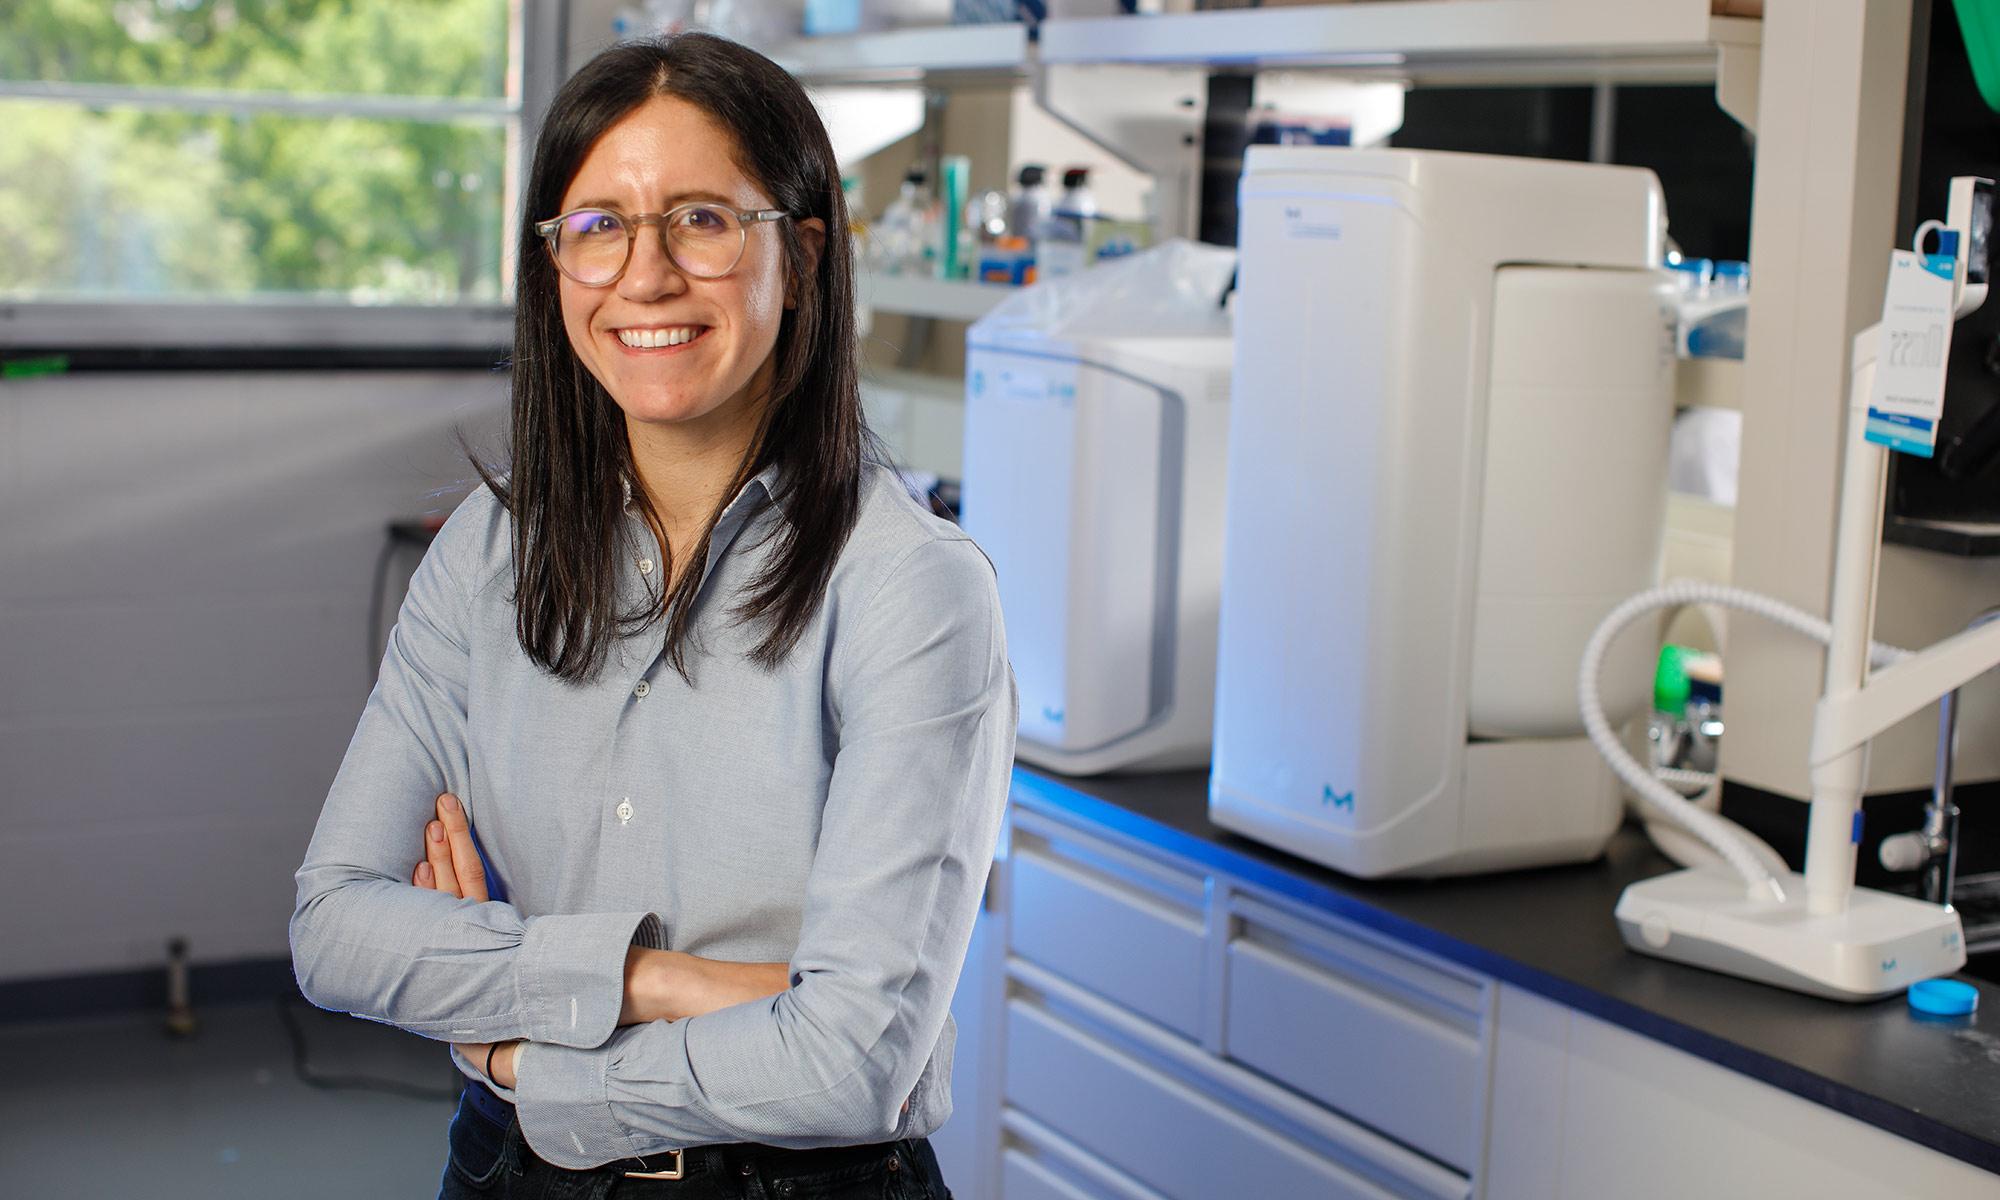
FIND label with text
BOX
[1865,244,1958,458]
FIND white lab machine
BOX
[961,301,1233,775]
[1210,147,1678,878]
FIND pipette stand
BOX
[1617,324,2000,1001]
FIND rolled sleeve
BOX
[511,535,1017,1166]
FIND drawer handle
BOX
[1018,845,1203,932]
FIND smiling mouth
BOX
[616,326,708,349]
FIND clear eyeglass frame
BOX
[533,202,791,285]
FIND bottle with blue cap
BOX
[1672,257,1751,360]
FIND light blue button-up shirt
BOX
[291,461,1017,1168]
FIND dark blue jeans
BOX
[439,1083,954,1200]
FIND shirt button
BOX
[638,557,654,575]
[616,798,634,824]
[633,680,650,699]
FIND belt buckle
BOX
[623,1149,685,1181]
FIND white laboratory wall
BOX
[0,371,508,983]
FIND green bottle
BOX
[938,155,970,281]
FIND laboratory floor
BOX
[0,996,458,1198]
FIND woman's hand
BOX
[411,791,790,1058]
[412,792,487,903]
[409,793,520,1082]
[454,1039,523,1089]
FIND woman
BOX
[291,33,1015,1200]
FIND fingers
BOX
[424,813,460,897]
[437,793,490,904]
[412,793,488,903]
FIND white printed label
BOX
[1865,246,1957,458]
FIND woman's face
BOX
[554,94,822,440]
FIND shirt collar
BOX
[621,460,788,594]
[619,461,786,525]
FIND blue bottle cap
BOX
[1665,256,1715,280]
[1908,978,1979,1016]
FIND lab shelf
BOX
[859,272,1017,323]
[768,22,1030,83]
[1883,515,2000,557]
[771,2,1754,85]
[1039,1,1755,85]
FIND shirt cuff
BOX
[894,1013,955,1141]
[514,911,662,1048]
[513,1036,630,1169]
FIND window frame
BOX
[0,0,565,362]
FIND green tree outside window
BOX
[1,0,517,304]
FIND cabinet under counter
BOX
[931,766,2000,1199]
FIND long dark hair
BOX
[478,33,868,684]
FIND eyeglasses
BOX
[534,202,790,286]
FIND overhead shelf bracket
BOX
[1032,63,1208,241]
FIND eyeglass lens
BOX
[550,205,745,283]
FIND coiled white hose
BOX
[1655,766,1721,796]
[1578,580,1907,901]
[1643,765,1791,881]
